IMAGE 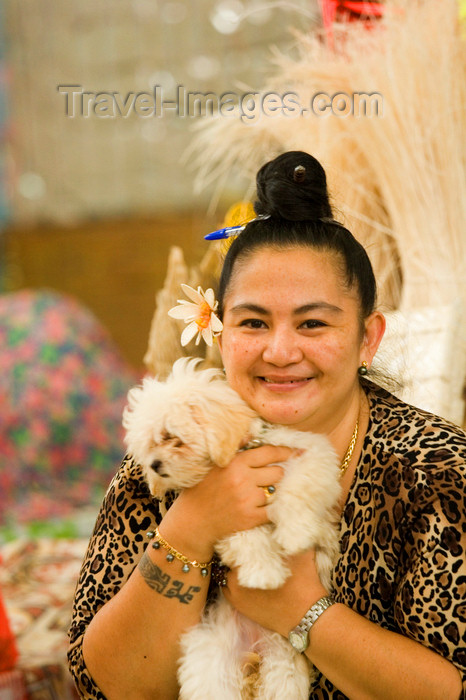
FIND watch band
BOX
[288,595,335,653]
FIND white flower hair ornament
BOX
[168,284,223,347]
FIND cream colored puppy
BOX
[123,358,341,700]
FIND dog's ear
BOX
[189,395,255,468]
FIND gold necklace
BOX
[339,419,359,478]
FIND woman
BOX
[69,151,465,699]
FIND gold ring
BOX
[263,485,276,500]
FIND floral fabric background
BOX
[0,289,140,541]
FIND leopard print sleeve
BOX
[394,463,466,696]
[68,456,162,699]
[328,384,466,700]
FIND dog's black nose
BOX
[150,459,163,473]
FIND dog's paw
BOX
[236,559,290,590]
[271,518,318,553]
[217,527,290,590]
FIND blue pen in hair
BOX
[204,215,270,240]
[204,225,245,241]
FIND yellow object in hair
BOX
[460,0,466,37]
[224,200,256,227]
[220,201,256,254]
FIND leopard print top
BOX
[68,382,466,699]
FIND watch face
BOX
[288,629,308,653]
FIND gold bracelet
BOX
[146,527,213,577]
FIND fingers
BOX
[259,484,277,508]
[241,463,283,507]
[254,464,284,488]
[236,444,296,468]
[176,445,294,541]
[229,445,292,509]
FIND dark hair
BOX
[218,151,377,322]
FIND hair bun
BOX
[254,151,332,222]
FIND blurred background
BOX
[1,0,320,369]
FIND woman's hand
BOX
[160,446,295,561]
[222,549,328,638]
[224,553,463,700]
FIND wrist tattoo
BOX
[138,549,201,604]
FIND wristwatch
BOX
[288,595,335,653]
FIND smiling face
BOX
[218,246,383,436]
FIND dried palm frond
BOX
[188,0,466,312]
[144,244,224,378]
[144,246,190,378]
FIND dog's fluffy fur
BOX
[123,358,341,700]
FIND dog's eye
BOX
[161,430,184,448]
